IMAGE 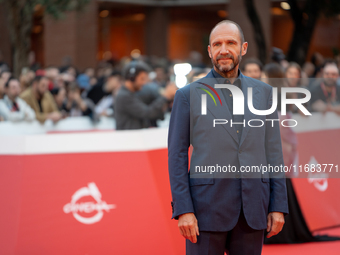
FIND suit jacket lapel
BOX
[239,75,260,147]
[194,70,239,144]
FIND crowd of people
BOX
[0,57,177,129]
[0,48,339,130]
[240,49,340,115]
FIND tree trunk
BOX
[244,0,267,64]
[4,0,34,78]
[287,0,320,65]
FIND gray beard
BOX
[212,53,242,74]
[324,80,336,87]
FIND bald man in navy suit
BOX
[168,20,288,255]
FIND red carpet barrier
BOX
[0,129,184,255]
[291,128,340,231]
[0,112,340,254]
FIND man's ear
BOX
[207,45,212,59]
[241,42,248,56]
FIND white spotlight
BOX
[280,2,290,10]
[174,63,192,76]
[175,75,188,88]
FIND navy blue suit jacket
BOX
[168,70,289,231]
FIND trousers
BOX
[186,207,264,255]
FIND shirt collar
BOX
[4,95,12,104]
[3,95,17,108]
[122,84,133,93]
[211,68,242,88]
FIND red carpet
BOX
[262,227,340,255]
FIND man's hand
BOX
[178,213,199,243]
[162,82,177,100]
[266,212,285,238]
[47,111,62,123]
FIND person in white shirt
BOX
[0,77,36,122]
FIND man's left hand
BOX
[266,212,285,238]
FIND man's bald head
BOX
[323,63,339,75]
[209,20,245,46]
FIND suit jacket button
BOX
[239,149,242,153]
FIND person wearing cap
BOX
[114,61,177,130]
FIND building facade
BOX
[0,0,339,71]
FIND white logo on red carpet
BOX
[63,182,116,224]
[307,156,328,192]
